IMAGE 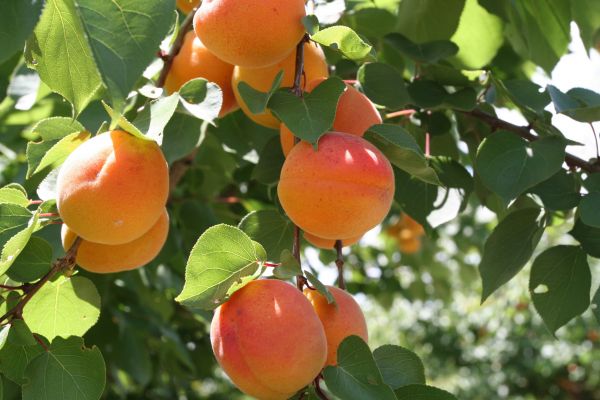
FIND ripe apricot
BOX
[176,0,199,14]
[399,237,421,254]
[165,31,237,117]
[194,0,306,68]
[232,43,329,129]
[304,286,368,366]
[61,209,169,274]
[211,279,327,400]
[56,130,169,245]
[304,232,361,250]
[280,78,382,155]
[386,214,425,254]
[278,132,395,240]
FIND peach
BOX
[304,286,368,366]
[165,31,237,117]
[194,0,306,68]
[232,43,329,129]
[281,78,382,155]
[176,0,199,14]
[56,130,169,245]
[278,132,395,240]
[303,232,362,250]
[211,279,327,400]
[62,209,169,273]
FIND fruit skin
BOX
[304,232,362,249]
[232,43,329,129]
[165,31,237,117]
[278,132,395,240]
[56,130,169,245]
[211,279,327,400]
[281,78,382,155]
[194,0,306,68]
[304,286,369,366]
[61,209,169,274]
[176,0,199,14]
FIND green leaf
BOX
[493,78,551,118]
[0,320,44,385]
[383,34,458,64]
[571,219,600,258]
[22,337,106,400]
[579,192,600,228]
[237,71,284,115]
[302,15,320,36]
[0,186,29,207]
[530,170,581,211]
[0,204,32,237]
[178,78,223,124]
[593,288,600,324]
[393,168,437,229]
[162,112,204,164]
[133,94,180,144]
[25,0,102,115]
[304,271,335,304]
[0,0,44,63]
[176,224,265,310]
[429,156,474,211]
[311,26,373,60]
[572,0,600,49]
[358,62,410,108]
[476,131,566,202]
[77,0,176,111]
[6,237,52,283]
[101,101,149,141]
[480,207,544,302]
[529,245,591,333]
[273,250,302,280]
[22,276,101,341]
[395,384,457,400]
[238,210,294,263]
[323,336,397,400]
[252,136,285,185]
[548,85,600,123]
[0,208,39,277]
[396,0,465,42]
[373,345,426,389]
[269,77,346,146]
[365,124,440,185]
[407,80,448,108]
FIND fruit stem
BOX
[334,240,346,290]
[156,8,197,88]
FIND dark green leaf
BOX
[0,0,44,63]
[237,71,284,115]
[430,156,474,211]
[304,271,335,304]
[22,337,106,400]
[311,26,373,60]
[252,136,285,185]
[303,15,320,35]
[0,320,44,385]
[571,219,600,258]
[323,336,397,400]
[593,288,600,324]
[179,78,224,123]
[384,33,458,64]
[358,62,410,108]
[273,249,302,280]
[548,85,600,123]
[572,0,600,49]
[530,170,581,211]
[6,237,52,283]
[393,168,437,229]
[529,245,591,333]
[579,192,600,228]
[396,0,466,42]
[494,79,551,117]
[480,207,544,302]
[238,210,294,263]
[395,384,457,400]
[373,345,426,389]
[407,80,447,108]
[161,112,204,165]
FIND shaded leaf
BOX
[0,0,44,63]
[0,320,44,385]
[304,271,335,304]
[384,33,458,64]
[548,85,600,123]
[237,71,283,115]
[238,210,294,263]
[373,345,426,389]
[179,78,223,124]
[133,94,180,144]
[358,62,410,108]
[6,236,52,283]
[273,250,302,280]
[395,384,457,400]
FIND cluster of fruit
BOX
[387,214,426,254]
[56,130,170,273]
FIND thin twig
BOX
[156,9,197,88]
[590,123,599,159]
[0,284,23,291]
[33,334,49,352]
[464,109,600,173]
[334,240,345,290]
[0,237,82,324]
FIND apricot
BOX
[304,286,368,366]
[399,237,421,254]
[278,132,395,240]
[281,78,382,155]
[211,279,327,400]
[386,214,425,254]
[194,0,306,68]
[232,43,329,129]
[61,209,169,274]
[56,130,169,245]
[304,232,362,250]
[176,0,199,14]
[165,31,237,117]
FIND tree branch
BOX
[334,240,345,290]
[0,237,82,325]
[156,9,197,88]
[464,109,600,173]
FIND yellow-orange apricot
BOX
[56,130,169,245]
[194,0,306,68]
[211,279,327,400]
[165,31,237,117]
[176,0,199,14]
[280,78,382,155]
[304,231,362,250]
[278,132,395,240]
[61,209,169,274]
[304,286,368,366]
[399,237,421,254]
[232,43,329,128]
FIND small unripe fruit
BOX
[304,286,368,366]
[62,209,169,274]
[211,279,327,400]
[56,130,169,245]
[278,132,395,240]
